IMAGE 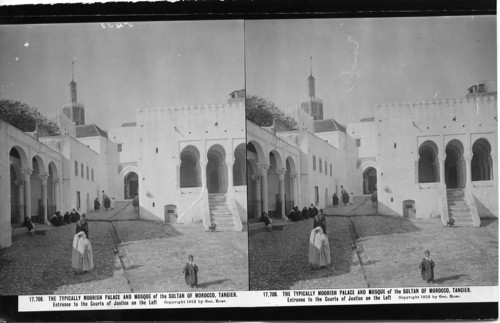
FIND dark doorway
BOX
[363,167,377,194]
[445,140,465,189]
[124,172,139,199]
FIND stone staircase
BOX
[208,193,236,231]
[447,188,474,226]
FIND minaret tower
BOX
[301,57,324,120]
[63,61,85,125]
[307,56,315,98]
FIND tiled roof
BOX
[314,118,346,133]
[76,124,108,138]
[360,117,375,122]
[121,122,137,127]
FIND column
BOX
[53,178,60,212]
[258,163,269,213]
[227,160,234,192]
[465,156,472,188]
[15,180,25,222]
[201,161,207,191]
[276,168,286,218]
[290,173,299,207]
[39,174,49,223]
[252,174,261,218]
[21,169,32,220]
[438,157,445,186]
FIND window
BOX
[315,186,319,204]
[418,140,439,183]
[325,161,327,175]
[356,139,361,147]
[81,164,84,178]
[86,166,89,180]
[319,158,322,173]
[313,155,316,171]
[74,161,78,176]
[471,138,493,181]
[76,191,81,209]
[330,164,332,176]
[91,169,94,182]
[117,144,123,152]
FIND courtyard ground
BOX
[0,208,248,295]
[249,198,498,290]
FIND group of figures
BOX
[332,186,355,207]
[259,206,331,269]
[22,209,94,274]
[48,208,83,227]
[287,204,320,222]
[93,194,111,212]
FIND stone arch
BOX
[269,150,283,170]
[267,150,283,215]
[9,147,27,225]
[418,140,439,183]
[247,158,257,218]
[363,166,377,194]
[30,155,46,223]
[445,139,465,188]
[284,156,296,212]
[47,161,59,215]
[124,171,139,199]
[471,138,493,181]
[31,154,46,175]
[180,145,201,188]
[9,146,29,169]
[233,143,246,186]
[207,144,227,193]
[246,140,266,164]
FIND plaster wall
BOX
[375,96,497,218]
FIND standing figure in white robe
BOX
[72,231,94,273]
[308,226,331,268]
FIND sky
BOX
[0,21,244,129]
[0,17,496,130]
[245,17,497,125]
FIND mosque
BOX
[0,67,246,248]
[246,65,497,228]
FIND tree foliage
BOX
[245,95,298,131]
[0,100,60,136]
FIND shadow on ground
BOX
[111,221,183,243]
[249,217,355,290]
[197,279,232,289]
[433,274,470,284]
[350,215,421,238]
[480,218,498,227]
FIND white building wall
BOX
[137,103,246,225]
[375,96,497,219]
[66,137,102,214]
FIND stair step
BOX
[448,206,471,214]
[453,222,474,227]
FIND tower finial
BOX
[310,56,312,75]
[72,61,75,81]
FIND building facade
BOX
[247,71,497,227]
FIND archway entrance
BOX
[207,145,227,193]
[233,143,246,186]
[363,167,377,194]
[180,146,201,188]
[471,138,493,181]
[124,172,139,199]
[445,140,465,188]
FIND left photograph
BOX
[0,21,248,294]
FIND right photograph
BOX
[245,17,497,291]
